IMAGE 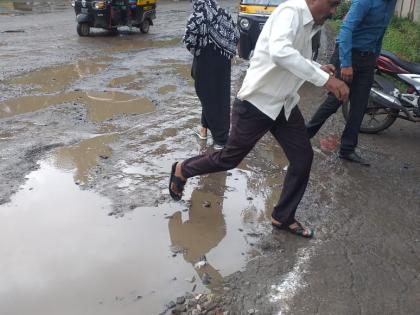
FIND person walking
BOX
[183,0,239,149]
[169,0,349,238]
[306,0,397,166]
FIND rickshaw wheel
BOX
[77,23,90,36]
[140,19,150,34]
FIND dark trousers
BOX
[192,44,231,146]
[181,99,314,223]
[306,46,376,154]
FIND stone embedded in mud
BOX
[246,232,262,237]
[202,201,211,208]
[166,300,176,309]
[194,261,207,269]
[187,299,197,307]
[174,303,187,312]
[203,301,217,312]
[175,304,187,312]
[202,272,211,285]
[170,245,185,254]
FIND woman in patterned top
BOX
[183,0,239,149]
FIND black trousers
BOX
[181,99,313,223]
[192,44,231,146]
[306,46,376,154]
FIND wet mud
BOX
[0,1,419,314]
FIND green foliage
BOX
[327,16,420,62]
[333,0,351,20]
[382,16,420,62]
[328,19,342,33]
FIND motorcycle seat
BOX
[381,50,420,75]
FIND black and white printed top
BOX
[183,0,239,59]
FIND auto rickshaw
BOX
[237,0,320,60]
[71,0,156,36]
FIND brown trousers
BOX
[181,99,313,223]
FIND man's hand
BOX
[341,66,353,83]
[320,64,336,76]
[324,76,349,102]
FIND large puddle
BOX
[105,37,181,53]
[5,57,112,93]
[0,90,155,121]
[0,152,263,314]
[52,134,118,185]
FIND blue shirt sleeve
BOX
[337,0,372,68]
[375,31,385,56]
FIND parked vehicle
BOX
[71,0,156,36]
[237,0,321,60]
[342,50,420,133]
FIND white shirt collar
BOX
[301,0,315,26]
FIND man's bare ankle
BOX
[271,218,282,225]
[175,162,186,181]
[200,127,207,137]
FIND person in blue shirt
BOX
[306,0,397,166]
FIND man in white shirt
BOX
[169,0,349,237]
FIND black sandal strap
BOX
[272,218,313,238]
[172,175,186,191]
[169,162,186,201]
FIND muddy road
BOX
[1,1,420,314]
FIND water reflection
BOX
[0,0,70,15]
[52,134,118,185]
[168,172,228,290]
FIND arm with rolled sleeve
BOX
[338,0,371,67]
[267,8,329,87]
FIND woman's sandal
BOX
[169,162,186,201]
[272,219,314,238]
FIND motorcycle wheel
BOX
[140,19,150,34]
[342,95,399,134]
[77,23,90,37]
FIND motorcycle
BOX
[342,50,420,133]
